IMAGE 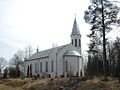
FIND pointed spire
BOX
[71,17,81,36]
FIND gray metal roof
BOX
[71,18,81,36]
[28,44,69,60]
[29,49,52,60]
[64,50,81,56]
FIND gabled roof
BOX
[27,44,69,60]
[71,18,81,36]
[28,49,52,60]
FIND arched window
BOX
[72,39,73,45]
[27,65,29,76]
[35,63,38,73]
[40,62,42,72]
[66,61,68,72]
[30,64,32,76]
[51,61,54,72]
[79,39,81,47]
[46,61,48,72]
[75,39,77,47]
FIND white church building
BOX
[24,18,84,77]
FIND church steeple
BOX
[70,17,81,53]
[71,17,81,36]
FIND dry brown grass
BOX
[0,77,120,90]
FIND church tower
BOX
[71,17,81,54]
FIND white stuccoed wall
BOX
[24,44,84,77]
[25,57,49,76]
[64,56,80,76]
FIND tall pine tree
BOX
[84,0,120,77]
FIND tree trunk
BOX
[101,0,107,78]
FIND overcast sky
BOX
[0,0,120,60]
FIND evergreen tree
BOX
[84,0,120,77]
[110,38,120,78]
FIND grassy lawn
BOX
[0,77,120,90]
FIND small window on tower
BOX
[75,39,77,47]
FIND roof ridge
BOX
[28,44,70,60]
